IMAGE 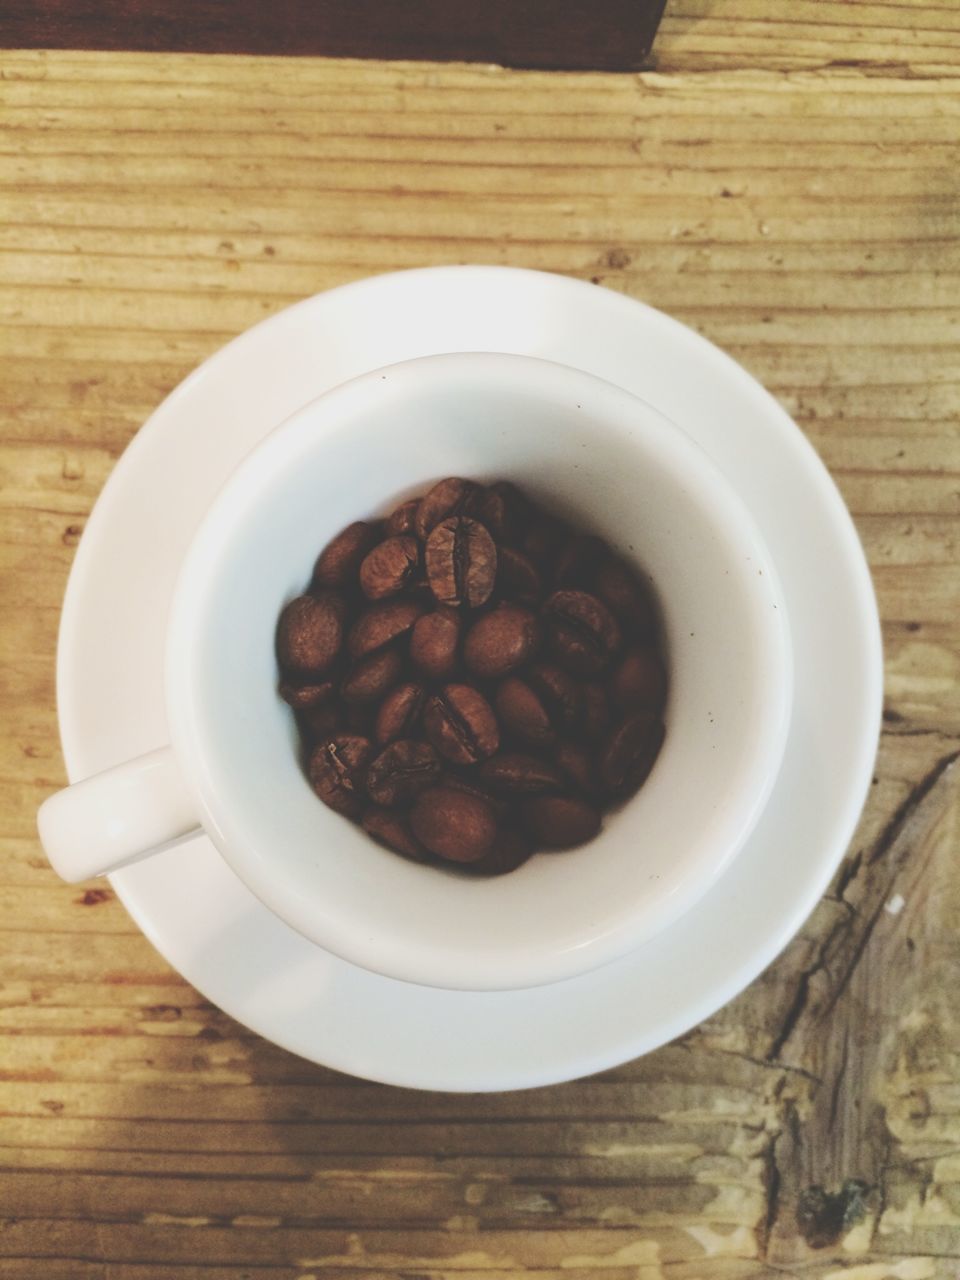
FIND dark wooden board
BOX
[0,0,668,70]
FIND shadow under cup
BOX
[166,353,791,992]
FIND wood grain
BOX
[2,9,959,1276]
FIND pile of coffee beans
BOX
[276,478,666,875]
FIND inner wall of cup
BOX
[179,366,784,977]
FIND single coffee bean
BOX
[496,545,542,604]
[276,593,345,677]
[479,752,564,795]
[415,476,480,542]
[487,479,532,542]
[279,680,335,711]
[312,521,380,589]
[347,599,424,661]
[600,712,665,798]
[361,808,430,863]
[553,534,608,589]
[522,511,568,571]
[440,771,512,821]
[359,535,420,600]
[468,827,532,877]
[343,702,376,737]
[463,603,540,679]
[554,740,603,802]
[467,486,508,540]
[280,680,340,739]
[611,646,667,713]
[366,739,441,808]
[520,795,601,849]
[384,497,420,537]
[495,677,555,748]
[298,703,340,740]
[423,684,499,765]
[525,662,581,731]
[581,681,613,742]
[409,606,461,681]
[375,682,425,745]
[308,734,373,818]
[544,589,622,677]
[410,786,497,863]
[341,647,403,705]
[595,557,656,638]
[425,516,497,609]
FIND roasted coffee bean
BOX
[463,603,540,679]
[496,546,542,604]
[554,741,601,800]
[440,771,512,821]
[479,752,564,796]
[410,786,497,863]
[495,677,555,748]
[525,662,581,731]
[361,807,430,863]
[520,795,601,849]
[595,557,656,638]
[423,684,499,765]
[468,486,508,540]
[611,646,667,713]
[488,480,532,542]
[297,702,340,740]
[600,712,665,798]
[359,535,420,600]
[281,475,669,874]
[554,534,609,589]
[343,702,376,737]
[279,680,335,711]
[415,476,480,542]
[522,511,568,570]
[341,648,403,705]
[468,827,532,877]
[425,516,497,609]
[580,682,613,742]
[544,589,622,676]
[280,680,339,738]
[409,606,460,681]
[366,739,441,808]
[375,682,425,745]
[308,734,373,818]
[347,599,424,661]
[276,593,345,676]
[312,521,380,588]
[384,498,420,537]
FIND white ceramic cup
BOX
[39,352,792,991]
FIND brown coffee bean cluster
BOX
[276,477,667,875]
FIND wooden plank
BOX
[0,0,667,71]
[1,33,959,1280]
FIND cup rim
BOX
[165,351,793,990]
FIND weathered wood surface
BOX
[2,8,959,1275]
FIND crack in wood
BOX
[758,1094,786,1260]
[767,747,960,1061]
[763,745,959,1262]
[864,747,960,869]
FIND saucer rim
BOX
[56,266,882,1091]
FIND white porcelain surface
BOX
[38,746,196,883]
[161,353,790,990]
[56,266,881,1089]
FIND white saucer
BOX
[57,267,882,1091]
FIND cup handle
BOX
[37,746,200,883]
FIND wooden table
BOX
[3,3,960,1274]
